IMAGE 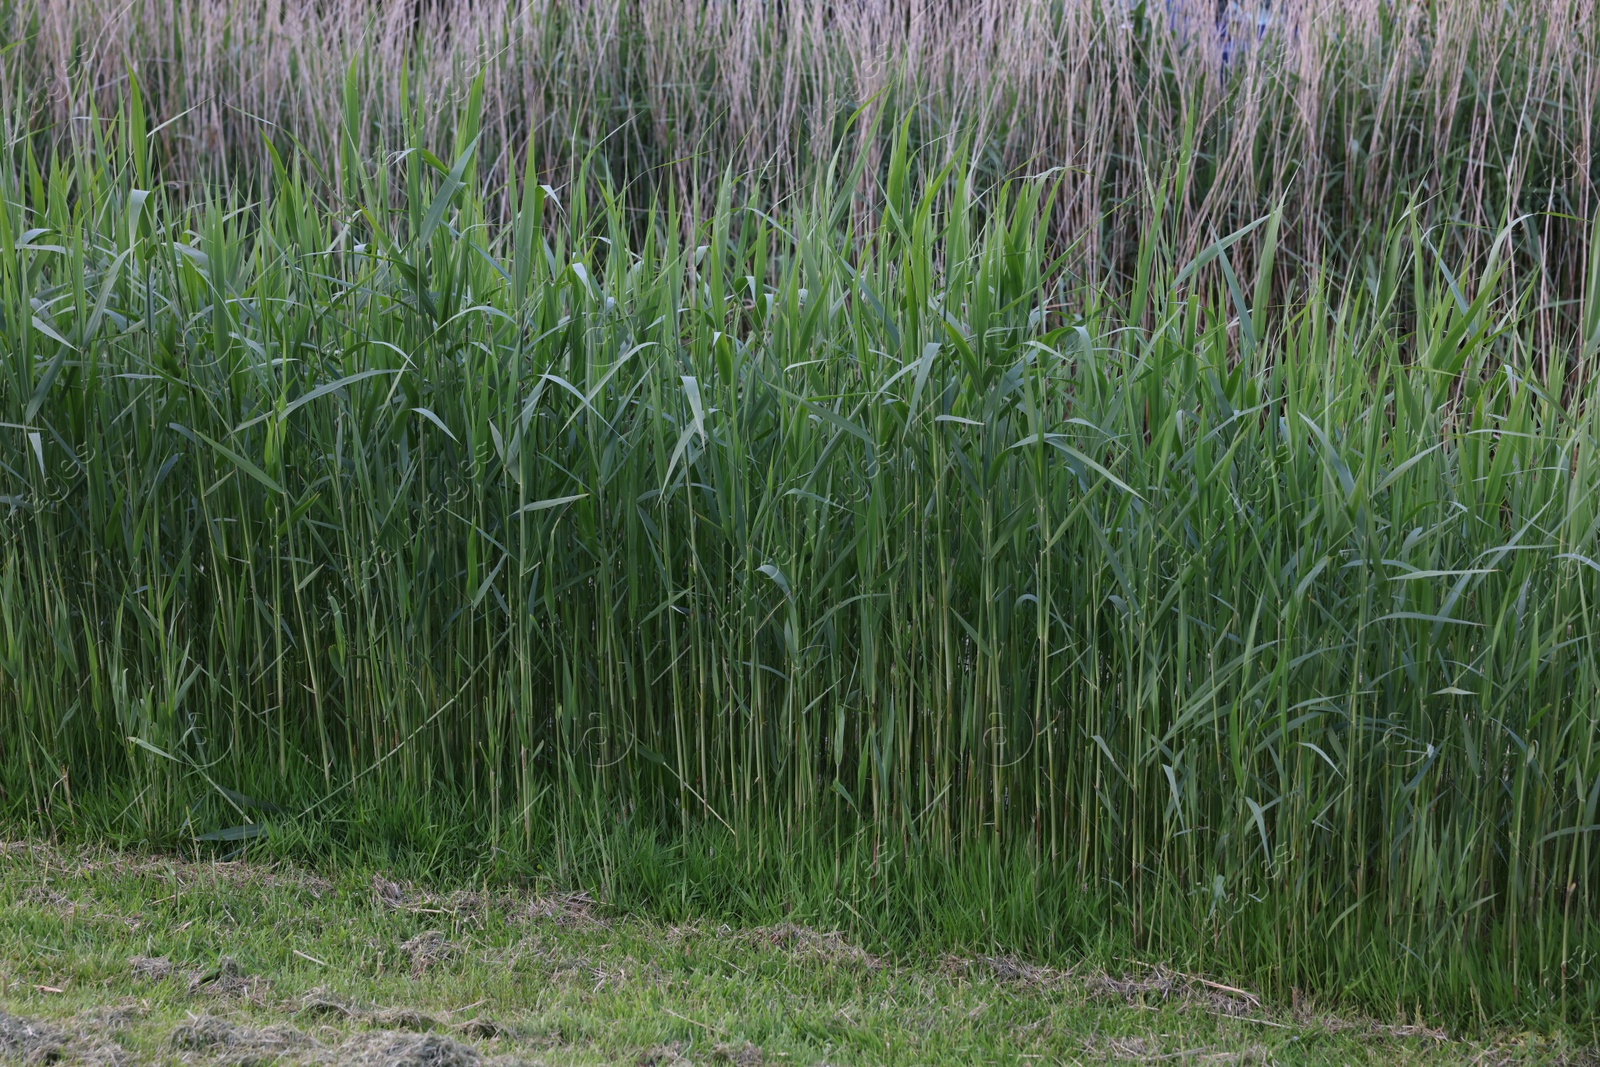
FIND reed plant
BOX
[2,80,1598,1025]
[4,0,1598,314]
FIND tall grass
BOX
[5,0,1599,307]
[1,83,1597,1026]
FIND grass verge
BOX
[1,841,1595,1066]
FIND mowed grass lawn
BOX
[0,842,1589,1067]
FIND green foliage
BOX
[1,102,1598,1029]
[11,842,1586,1065]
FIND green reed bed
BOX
[1,105,1598,1028]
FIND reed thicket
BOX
[1,0,1598,1030]
[6,0,1599,303]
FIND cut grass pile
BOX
[1,840,1594,1066]
[1,73,1598,1029]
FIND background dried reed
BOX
[7,0,1598,301]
